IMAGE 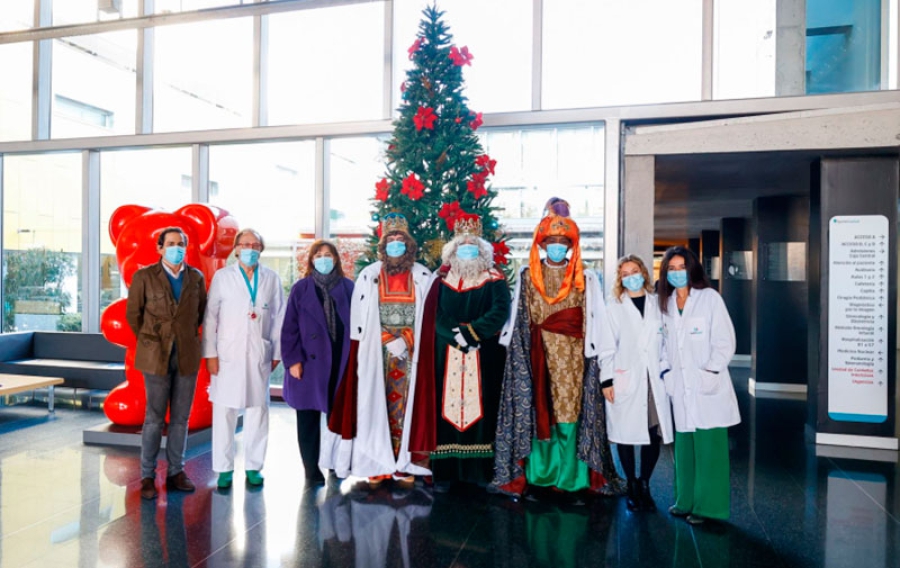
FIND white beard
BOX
[449,256,490,281]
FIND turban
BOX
[528,198,585,305]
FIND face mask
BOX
[546,243,568,263]
[314,256,334,275]
[164,245,185,265]
[456,244,480,261]
[239,248,260,267]
[667,270,689,289]
[385,241,406,258]
[622,274,645,292]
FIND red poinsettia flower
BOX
[413,106,438,131]
[375,178,391,201]
[400,81,407,93]
[408,38,423,60]
[475,154,497,175]
[492,241,510,265]
[467,179,488,200]
[449,45,473,66]
[438,200,465,231]
[469,111,483,130]
[401,173,425,200]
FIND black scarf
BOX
[312,269,341,343]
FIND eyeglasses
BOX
[235,243,263,250]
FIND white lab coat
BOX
[601,292,674,445]
[661,287,740,432]
[202,263,285,409]
[326,261,436,479]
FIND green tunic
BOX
[430,273,510,484]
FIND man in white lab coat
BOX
[202,228,285,489]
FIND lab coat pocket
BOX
[613,369,635,398]
[698,369,721,395]
[218,335,238,362]
[262,339,274,363]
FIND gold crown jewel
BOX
[454,216,483,238]
[381,212,409,235]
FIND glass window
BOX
[3,154,83,332]
[154,0,246,13]
[542,0,703,109]
[478,125,605,273]
[52,31,137,138]
[327,136,390,277]
[100,148,192,313]
[53,0,139,25]
[154,18,253,132]
[0,0,34,31]
[0,43,33,142]
[268,3,385,125]
[714,0,777,100]
[393,0,532,113]
[209,141,316,389]
[208,141,316,287]
[806,0,882,93]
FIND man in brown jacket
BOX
[126,226,207,500]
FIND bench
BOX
[0,331,126,392]
[0,374,65,411]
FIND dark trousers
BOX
[296,410,325,482]
[617,427,662,481]
[141,346,197,478]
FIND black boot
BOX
[638,478,656,512]
[625,479,640,511]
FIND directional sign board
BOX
[828,215,889,423]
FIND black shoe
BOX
[638,478,656,512]
[165,472,196,492]
[625,479,640,511]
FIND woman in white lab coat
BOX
[658,245,739,525]
[202,228,285,489]
[602,255,673,512]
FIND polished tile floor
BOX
[0,368,897,567]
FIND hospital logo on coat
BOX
[690,326,703,336]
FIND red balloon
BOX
[101,203,237,429]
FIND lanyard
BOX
[240,266,259,307]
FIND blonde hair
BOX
[612,254,653,301]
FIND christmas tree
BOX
[357,3,510,272]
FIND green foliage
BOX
[3,247,76,332]
[357,4,509,273]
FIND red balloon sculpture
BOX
[100,204,239,428]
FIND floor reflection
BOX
[0,367,898,567]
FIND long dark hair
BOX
[658,246,710,314]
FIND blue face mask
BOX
[546,243,568,263]
[239,248,260,267]
[456,244,480,261]
[314,256,335,275]
[622,274,645,292]
[164,245,185,265]
[667,270,689,289]
[385,241,406,258]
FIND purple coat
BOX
[280,276,354,412]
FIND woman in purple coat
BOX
[281,240,354,485]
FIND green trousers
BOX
[673,428,730,520]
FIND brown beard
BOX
[377,234,418,275]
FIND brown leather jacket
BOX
[125,262,207,377]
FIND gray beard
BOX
[449,257,490,281]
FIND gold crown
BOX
[454,215,483,238]
[381,212,410,236]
